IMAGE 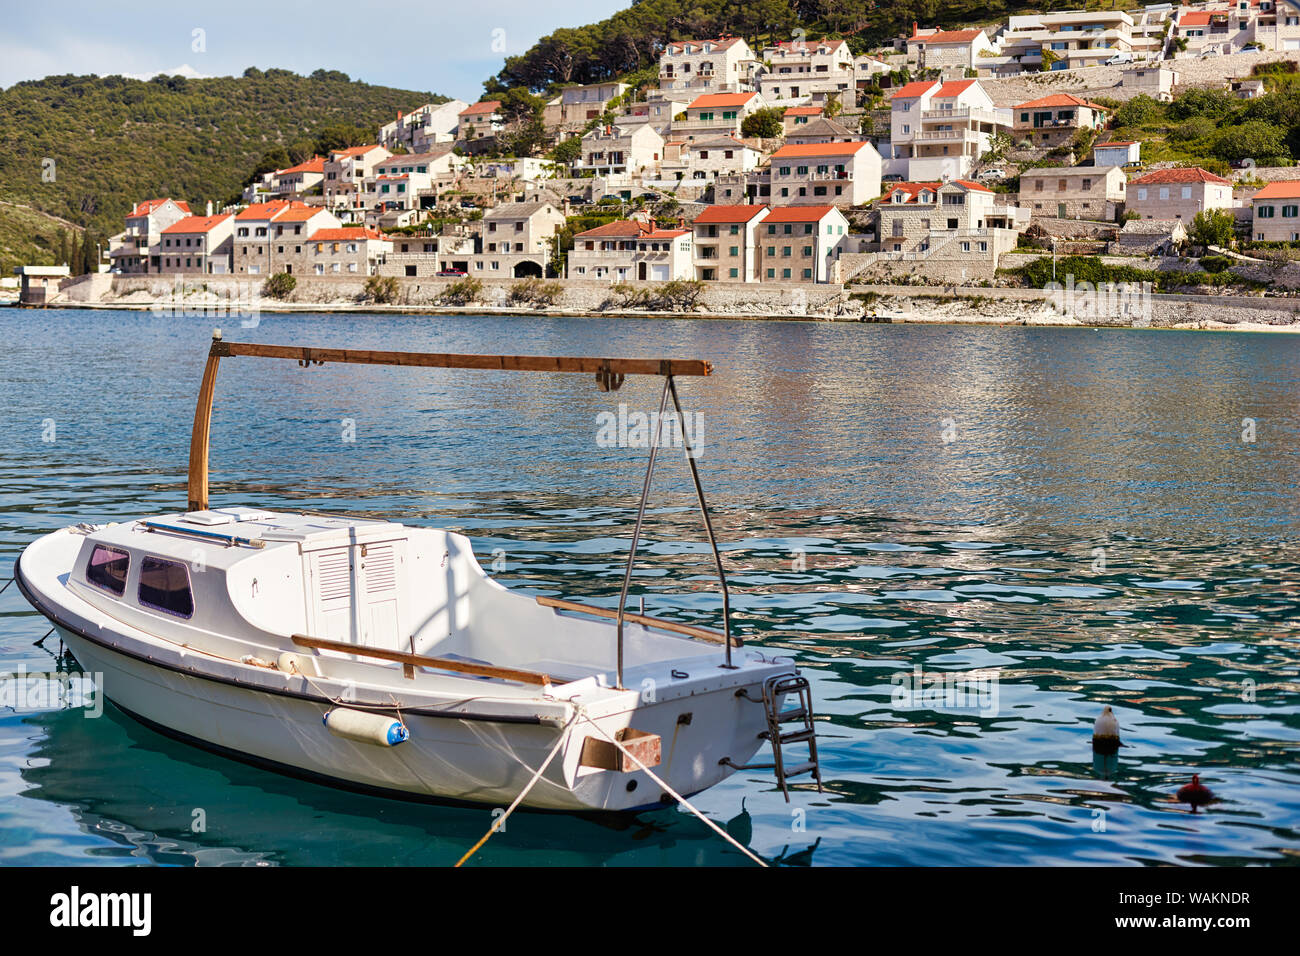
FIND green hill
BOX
[486,0,1092,93]
[0,69,447,271]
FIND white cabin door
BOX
[355,539,409,651]
[305,538,410,651]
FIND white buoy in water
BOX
[324,708,409,746]
[1092,705,1121,755]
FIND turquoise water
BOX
[1,308,1297,866]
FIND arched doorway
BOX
[513,260,543,278]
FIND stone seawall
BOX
[103,273,853,318]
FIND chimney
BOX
[205,199,213,216]
[913,21,918,37]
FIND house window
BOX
[1284,205,1299,218]
[729,268,739,278]
[137,556,194,618]
[85,545,130,596]
[1259,206,1275,218]
[1181,186,1192,199]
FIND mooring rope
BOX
[454,709,579,867]
[575,710,768,867]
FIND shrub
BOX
[605,283,653,309]
[262,271,296,300]
[741,107,786,139]
[655,279,705,311]
[507,277,564,307]
[1198,254,1234,272]
[363,275,400,304]
[439,276,482,305]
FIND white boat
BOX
[16,334,821,813]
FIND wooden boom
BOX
[536,595,741,647]
[187,332,713,510]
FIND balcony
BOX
[912,127,982,145]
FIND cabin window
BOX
[138,556,194,618]
[86,545,130,596]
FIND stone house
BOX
[566,218,694,281]
[768,140,882,206]
[472,200,567,278]
[1127,167,1235,221]
[692,204,770,281]
[158,214,235,275]
[1012,94,1109,148]
[1250,180,1300,241]
[580,123,665,176]
[1018,166,1127,221]
[756,205,851,283]
[758,38,857,104]
[658,37,759,95]
[110,198,191,274]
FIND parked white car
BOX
[978,168,1006,180]
[1104,51,1135,65]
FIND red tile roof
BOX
[129,198,189,217]
[311,227,387,241]
[282,156,325,174]
[785,106,823,116]
[459,101,502,116]
[236,200,296,221]
[881,182,942,204]
[330,145,384,159]
[763,204,838,222]
[1015,93,1109,110]
[274,206,329,222]
[1132,167,1232,186]
[1179,11,1213,26]
[1097,140,1138,147]
[933,79,977,98]
[891,80,939,100]
[770,140,872,159]
[161,214,232,234]
[951,179,992,192]
[913,28,984,44]
[1251,181,1300,200]
[688,92,759,110]
[664,37,745,54]
[574,220,652,239]
[693,205,769,224]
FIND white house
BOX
[768,140,882,205]
[659,37,759,94]
[566,218,694,281]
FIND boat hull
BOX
[52,622,780,813]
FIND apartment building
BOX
[756,205,851,283]
[545,82,628,132]
[692,204,770,281]
[1173,3,1300,56]
[275,157,326,197]
[658,37,759,94]
[999,11,1137,70]
[306,227,392,276]
[109,198,191,274]
[580,123,665,176]
[768,140,882,206]
[1127,167,1235,220]
[1018,166,1127,220]
[758,38,856,103]
[876,180,1028,257]
[323,145,392,213]
[1012,94,1109,147]
[158,214,235,275]
[379,101,467,152]
[362,151,454,213]
[1250,180,1300,240]
[675,91,767,139]
[473,200,567,278]
[566,219,694,281]
[660,136,762,183]
[268,206,341,273]
[888,79,1009,181]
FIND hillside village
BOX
[36,2,1300,310]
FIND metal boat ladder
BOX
[722,674,823,802]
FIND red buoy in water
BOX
[1176,774,1214,813]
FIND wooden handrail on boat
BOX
[290,634,552,686]
[536,596,742,648]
